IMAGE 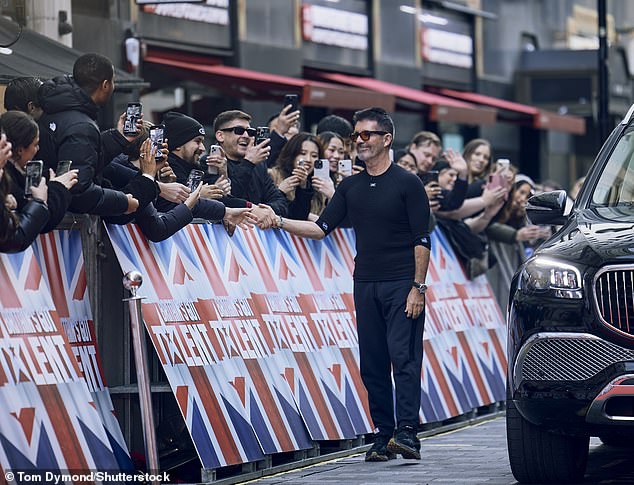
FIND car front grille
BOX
[594,267,634,337]
[518,334,634,381]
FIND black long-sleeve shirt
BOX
[438,177,468,211]
[315,163,431,281]
[102,155,194,241]
[155,153,226,221]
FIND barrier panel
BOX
[33,231,133,470]
[106,223,507,471]
[0,236,131,477]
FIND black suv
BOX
[507,112,634,484]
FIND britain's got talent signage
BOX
[107,223,507,469]
[0,239,130,478]
[33,231,132,470]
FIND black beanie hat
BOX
[163,111,205,150]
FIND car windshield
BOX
[591,129,634,207]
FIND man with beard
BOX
[252,107,431,462]
[156,111,252,225]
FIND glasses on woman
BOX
[349,130,389,142]
[220,126,257,137]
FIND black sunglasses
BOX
[220,126,257,137]
[350,130,389,142]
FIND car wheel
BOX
[506,399,589,483]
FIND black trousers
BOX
[354,279,425,436]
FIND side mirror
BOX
[526,190,571,225]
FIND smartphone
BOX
[314,159,330,180]
[496,158,510,168]
[283,94,299,113]
[420,170,439,185]
[207,144,222,175]
[338,159,352,177]
[486,173,505,190]
[123,102,142,136]
[149,124,164,161]
[55,159,72,176]
[255,126,270,145]
[24,160,43,198]
[186,169,204,193]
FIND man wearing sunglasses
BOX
[253,107,431,462]
[214,110,288,225]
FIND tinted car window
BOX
[592,129,634,207]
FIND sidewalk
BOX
[241,416,634,485]
[245,416,514,485]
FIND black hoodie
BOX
[37,75,129,216]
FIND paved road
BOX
[247,417,634,485]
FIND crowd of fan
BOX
[0,52,581,278]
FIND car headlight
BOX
[518,256,583,299]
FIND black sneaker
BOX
[387,426,421,460]
[365,435,396,462]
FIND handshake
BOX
[222,203,280,236]
[245,203,280,230]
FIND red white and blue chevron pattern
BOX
[33,231,132,470]
[0,247,130,477]
[106,223,506,470]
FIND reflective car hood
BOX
[537,206,634,267]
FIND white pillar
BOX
[25,0,73,47]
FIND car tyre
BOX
[506,398,589,483]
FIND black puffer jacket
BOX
[37,75,129,216]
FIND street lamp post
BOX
[598,0,609,144]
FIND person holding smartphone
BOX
[269,133,330,220]
[152,112,253,228]
[264,98,301,167]
[0,111,78,235]
[0,130,46,253]
[0,114,58,252]
[212,109,289,225]
[36,53,139,217]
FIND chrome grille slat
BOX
[595,267,634,337]
[521,337,634,381]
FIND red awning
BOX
[144,50,395,112]
[314,72,497,126]
[437,88,586,135]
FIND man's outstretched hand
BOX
[247,203,277,229]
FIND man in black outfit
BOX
[37,53,140,216]
[213,110,288,224]
[255,107,431,462]
[155,111,253,226]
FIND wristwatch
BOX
[412,281,428,294]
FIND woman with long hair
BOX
[0,115,48,252]
[0,110,77,238]
[462,138,492,184]
[269,132,331,220]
